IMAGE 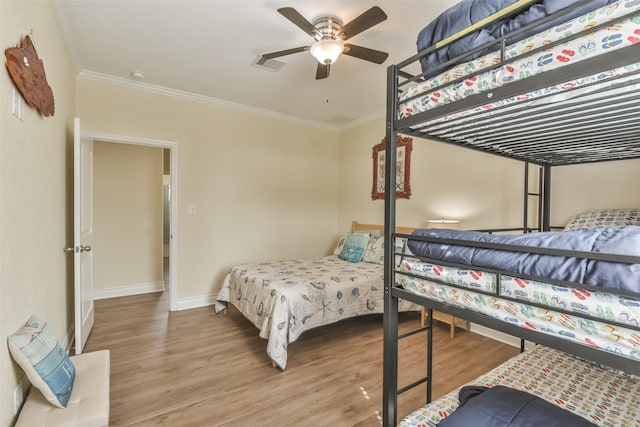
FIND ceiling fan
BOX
[260,6,389,80]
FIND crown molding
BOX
[340,110,385,131]
[77,70,340,132]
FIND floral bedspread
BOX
[216,256,416,369]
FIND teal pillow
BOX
[7,315,76,408]
[339,233,370,263]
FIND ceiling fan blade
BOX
[343,44,388,64]
[316,63,330,80]
[339,6,387,41]
[261,46,309,59]
[277,7,319,38]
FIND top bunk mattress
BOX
[416,0,616,78]
[399,0,640,125]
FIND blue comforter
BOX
[417,0,615,77]
[406,226,640,293]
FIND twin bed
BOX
[396,210,640,425]
[384,0,640,426]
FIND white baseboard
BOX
[175,294,217,311]
[470,324,536,350]
[93,281,165,300]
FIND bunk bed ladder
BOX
[383,257,433,427]
[383,64,437,425]
[397,316,433,398]
[523,162,544,233]
[525,162,553,232]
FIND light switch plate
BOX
[12,88,23,121]
[186,205,197,216]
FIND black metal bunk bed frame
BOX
[382,1,640,425]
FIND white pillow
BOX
[362,234,385,264]
[564,208,640,230]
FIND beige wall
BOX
[75,78,340,303]
[338,118,526,231]
[550,159,640,226]
[93,142,164,294]
[0,1,76,425]
[338,117,640,232]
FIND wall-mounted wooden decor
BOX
[5,35,55,117]
[371,135,412,200]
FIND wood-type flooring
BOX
[84,291,518,426]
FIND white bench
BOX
[15,350,110,427]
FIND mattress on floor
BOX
[400,345,640,427]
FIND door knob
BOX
[65,245,92,253]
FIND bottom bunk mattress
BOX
[398,258,640,363]
[216,255,417,369]
[400,345,640,427]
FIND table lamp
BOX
[427,218,460,229]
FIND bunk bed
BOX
[215,221,418,370]
[383,0,640,425]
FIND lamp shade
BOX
[427,219,460,229]
[310,39,344,65]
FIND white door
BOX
[73,118,95,354]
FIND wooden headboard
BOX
[351,221,417,235]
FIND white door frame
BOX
[82,131,179,311]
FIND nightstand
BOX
[421,307,470,338]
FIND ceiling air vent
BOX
[326,115,354,126]
[251,55,286,72]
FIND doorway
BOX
[83,131,178,311]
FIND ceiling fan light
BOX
[310,39,344,65]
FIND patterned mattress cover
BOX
[216,255,416,369]
[398,258,640,362]
[399,0,640,127]
[400,345,640,426]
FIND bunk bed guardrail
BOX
[390,0,640,167]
